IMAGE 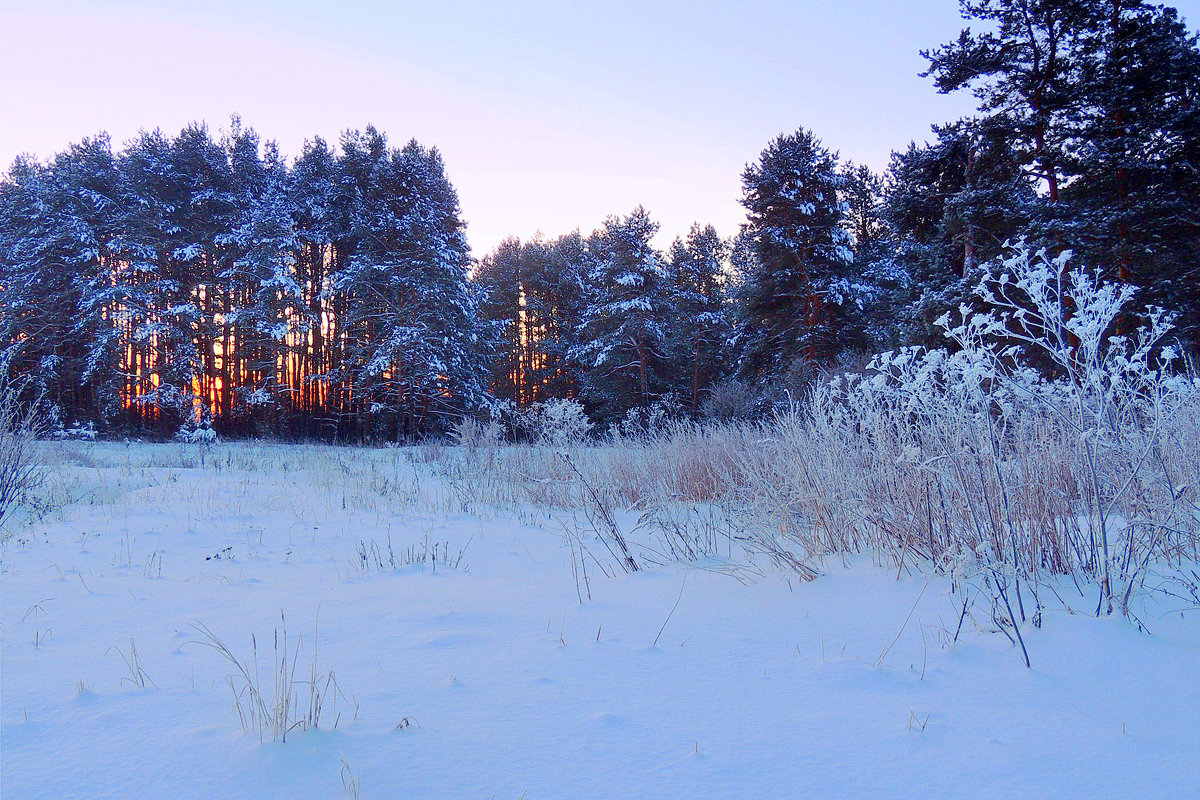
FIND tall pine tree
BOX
[666,223,734,414]
[330,132,491,438]
[736,128,854,382]
[572,207,673,423]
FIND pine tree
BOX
[1064,1,1200,352]
[922,0,1091,203]
[666,223,733,414]
[529,231,588,401]
[736,128,854,382]
[170,123,240,426]
[924,0,1200,355]
[106,127,210,432]
[474,236,526,404]
[837,162,904,351]
[221,137,302,431]
[3,122,506,438]
[0,139,120,427]
[571,207,672,423]
[883,119,1035,347]
[330,132,492,438]
[475,231,590,408]
[289,136,343,427]
[58,137,125,426]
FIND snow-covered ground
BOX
[3,442,1197,799]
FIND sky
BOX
[2,0,1198,255]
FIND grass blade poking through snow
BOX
[191,612,347,743]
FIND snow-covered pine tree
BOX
[883,119,1034,348]
[666,223,734,414]
[220,134,303,433]
[474,236,526,404]
[106,126,226,433]
[475,231,588,406]
[922,0,1088,205]
[571,206,672,423]
[922,0,1200,356]
[329,132,491,439]
[0,138,121,427]
[835,161,905,353]
[736,128,854,382]
[288,136,343,427]
[526,231,588,402]
[169,123,240,426]
[1063,0,1200,354]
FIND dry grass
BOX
[436,377,1199,614]
[0,381,46,535]
[191,613,349,743]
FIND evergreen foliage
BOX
[924,0,1200,356]
[571,206,674,424]
[882,120,1035,347]
[736,128,856,381]
[666,223,735,413]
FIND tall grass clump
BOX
[192,614,348,743]
[395,244,1198,618]
[0,380,45,535]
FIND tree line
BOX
[1,123,489,438]
[478,0,1200,426]
[3,0,1198,439]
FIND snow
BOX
[2,441,1198,799]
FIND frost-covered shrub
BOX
[176,425,219,445]
[701,380,760,422]
[137,384,199,433]
[241,388,278,407]
[611,397,682,440]
[812,241,1200,613]
[450,416,504,450]
[53,422,97,441]
[524,399,592,446]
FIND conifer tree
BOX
[530,231,588,401]
[221,137,302,429]
[924,0,1200,354]
[330,133,491,438]
[883,120,1034,347]
[1064,1,1200,350]
[837,162,904,350]
[476,232,590,408]
[736,128,854,382]
[571,207,672,422]
[289,136,343,426]
[666,223,733,413]
[922,0,1089,204]
[474,236,526,404]
[0,139,120,426]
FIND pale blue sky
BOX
[2,0,1196,254]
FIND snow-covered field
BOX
[3,441,1197,799]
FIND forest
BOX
[2,0,1198,440]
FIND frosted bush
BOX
[821,241,1199,614]
[176,426,219,445]
[0,381,45,534]
[450,416,504,449]
[612,397,681,439]
[524,399,592,446]
[701,380,759,422]
[53,422,98,441]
